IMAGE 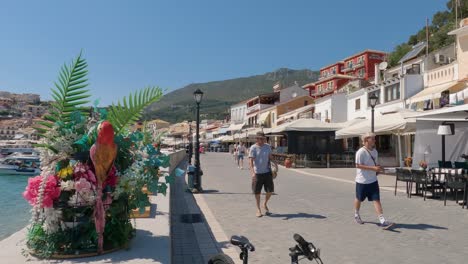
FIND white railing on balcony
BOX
[247,103,273,115]
[424,63,458,87]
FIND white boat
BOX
[0,154,41,176]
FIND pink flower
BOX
[104,165,118,188]
[23,175,61,208]
[75,178,92,192]
[74,163,97,184]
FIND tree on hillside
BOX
[388,44,412,67]
[388,0,466,66]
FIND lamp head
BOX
[437,124,453,136]
[369,93,379,107]
[424,145,432,155]
[193,89,204,103]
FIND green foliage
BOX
[388,44,412,67]
[35,53,91,138]
[104,196,134,249]
[389,0,466,66]
[108,86,163,135]
[26,221,98,258]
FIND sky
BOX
[0,0,449,105]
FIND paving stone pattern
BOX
[198,153,468,264]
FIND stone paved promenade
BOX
[197,152,468,264]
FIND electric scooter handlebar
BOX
[293,233,320,261]
[230,235,255,252]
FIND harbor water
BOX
[0,174,30,240]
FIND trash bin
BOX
[187,164,196,190]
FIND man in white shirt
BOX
[354,132,394,230]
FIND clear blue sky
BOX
[0,0,448,105]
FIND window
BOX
[347,61,353,69]
[355,98,361,111]
[331,67,336,74]
[358,68,365,77]
[328,81,333,89]
[304,100,308,106]
[384,83,400,102]
[357,56,364,64]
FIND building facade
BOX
[303,50,387,99]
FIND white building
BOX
[314,93,347,123]
[230,100,248,124]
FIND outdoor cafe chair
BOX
[443,168,467,208]
[426,168,446,199]
[395,168,413,198]
[410,169,429,200]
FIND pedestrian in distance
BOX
[354,132,395,230]
[249,132,274,218]
[237,142,246,169]
[233,142,238,164]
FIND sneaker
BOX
[354,215,364,224]
[380,221,395,230]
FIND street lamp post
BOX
[369,93,379,133]
[193,89,204,192]
[188,120,193,164]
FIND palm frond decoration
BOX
[107,87,163,135]
[34,52,91,136]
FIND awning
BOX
[227,122,245,132]
[213,126,230,135]
[271,118,350,133]
[219,135,235,142]
[407,104,468,119]
[335,110,418,139]
[258,111,271,125]
[276,104,315,124]
[408,82,461,103]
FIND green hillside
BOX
[144,68,318,123]
[388,0,467,66]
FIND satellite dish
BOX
[378,62,388,71]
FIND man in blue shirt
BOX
[249,132,273,217]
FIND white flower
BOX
[60,180,75,191]
[43,208,62,234]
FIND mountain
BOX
[144,68,319,123]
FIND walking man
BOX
[249,132,274,217]
[233,142,238,164]
[237,142,246,169]
[354,132,394,229]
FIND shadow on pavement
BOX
[364,221,448,232]
[268,212,327,220]
[393,223,448,231]
[64,230,169,263]
[202,189,279,195]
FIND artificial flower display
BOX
[23,53,171,258]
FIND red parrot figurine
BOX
[90,121,117,254]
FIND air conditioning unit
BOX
[434,54,447,64]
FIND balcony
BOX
[318,72,338,81]
[353,60,364,69]
[246,103,273,115]
[342,66,353,72]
